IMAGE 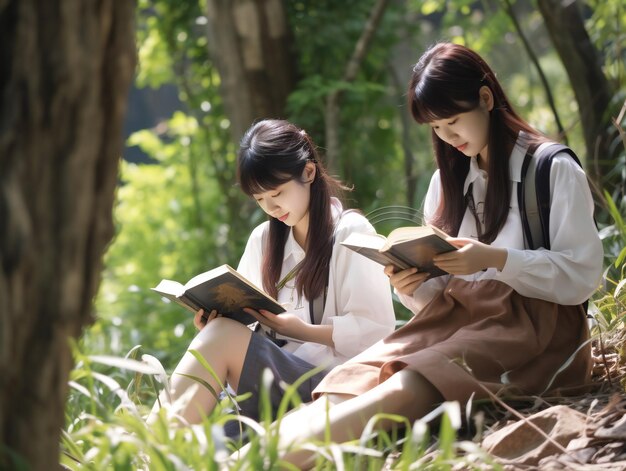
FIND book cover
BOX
[341,225,457,279]
[152,264,285,325]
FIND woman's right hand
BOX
[193,308,219,331]
[384,265,429,296]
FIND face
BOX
[252,164,314,233]
[429,87,493,161]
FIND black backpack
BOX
[517,142,585,250]
[517,142,591,312]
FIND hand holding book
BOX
[194,308,219,330]
[341,224,457,279]
[427,236,508,275]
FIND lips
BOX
[456,143,468,152]
[278,213,289,222]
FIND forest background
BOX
[1,0,625,469]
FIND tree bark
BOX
[205,0,297,143]
[0,1,136,469]
[536,0,613,183]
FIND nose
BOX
[440,126,457,143]
[264,198,280,215]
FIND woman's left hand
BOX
[243,308,308,340]
[433,237,507,275]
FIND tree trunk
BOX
[537,0,613,183]
[205,0,297,143]
[0,1,136,469]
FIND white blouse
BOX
[237,198,396,368]
[399,134,604,313]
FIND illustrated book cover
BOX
[152,264,285,325]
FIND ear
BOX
[302,161,316,183]
[479,85,494,112]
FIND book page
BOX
[386,225,436,246]
[152,279,185,297]
[184,264,231,289]
[341,232,387,251]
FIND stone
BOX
[481,405,587,466]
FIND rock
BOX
[481,405,587,466]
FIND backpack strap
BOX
[519,143,583,250]
[518,152,539,250]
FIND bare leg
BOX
[149,317,253,424]
[255,369,443,468]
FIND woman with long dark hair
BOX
[150,119,395,429]
[241,43,603,468]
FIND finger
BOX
[395,272,428,290]
[396,277,427,295]
[248,311,278,330]
[389,267,418,285]
[194,309,207,330]
[384,265,396,277]
[258,309,278,317]
[244,308,267,322]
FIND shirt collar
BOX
[463,157,485,194]
[283,229,305,262]
[462,131,531,193]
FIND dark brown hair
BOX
[237,119,346,300]
[408,42,546,242]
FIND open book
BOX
[152,264,285,325]
[341,225,457,279]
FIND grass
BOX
[61,339,510,470]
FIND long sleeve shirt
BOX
[399,134,604,314]
[237,198,396,368]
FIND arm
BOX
[325,212,396,359]
[495,155,603,305]
[237,222,337,346]
[244,308,335,346]
[250,211,396,363]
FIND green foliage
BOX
[586,0,626,87]
[286,0,427,211]
[62,343,499,469]
[590,100,626,335]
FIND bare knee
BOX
[379,369,443,420]
[189,317,252,349]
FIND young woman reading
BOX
[240,42,603,468]
[149,119,396,430]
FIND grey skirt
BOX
[223,331,329,437]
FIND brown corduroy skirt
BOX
[312,279,591,403]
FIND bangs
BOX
[238,153,297,196]
[411,79,478,124]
